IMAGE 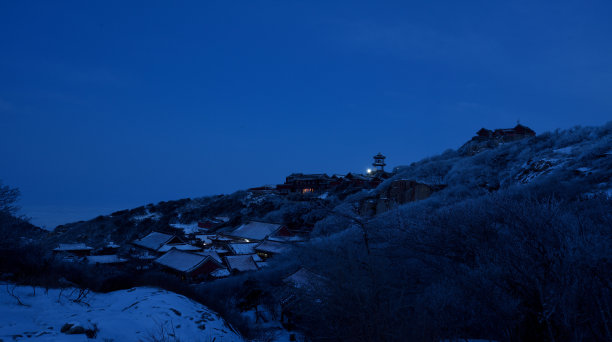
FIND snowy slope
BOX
[390,123,612,199]
[0,285,243,341]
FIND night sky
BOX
[1,1,611,228]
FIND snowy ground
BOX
[0,284,243,341]
[170,222,202,234]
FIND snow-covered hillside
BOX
[0,285,243,341]
[389,123,612,200]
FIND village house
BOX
[225,255,259,273]
[132,232,181,252]
[197,217,226,230]
[195,250,223,264]
[268,231,308,243]
[265,154,396,196]
[283,267,326,290]
[53,243,93,257]
[86,254,128,266]
[226,221,286,242]
[277,267,327,329]
[157,243,201,253]
[194,234,216,246]
[154,249,224,281]
[96,242,121,255]
[132,231,200,256]
[276,173,333,194]
[210,267,231,279]
[475,124,536,142]
[255,240,291,260]
[227,242,259,255]
[247,185,277,193]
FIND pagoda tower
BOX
[372,153,386,173]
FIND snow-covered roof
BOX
[255,240,290,255]
[210,268,230,278]
[54,243,93,251]
[210,246,229,254]
[215,216,230,223]
[268,235,306,243]
[228,243,258,255]
[106,242,120,248]
[227,221,283,241]
[158,244,201,253]
[169,222,201,234]
[212,235,234,242]
[195,250,223,264]
[283,267,325,290]
[155,249,217,274]
[86,255,127,264]
[134,254,157,260]
[225,255,258,272]
[132,232,178,251]
[195,235,215,244]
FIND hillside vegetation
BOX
[2,122,612,341]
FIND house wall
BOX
[189,260,223,278]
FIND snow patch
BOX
[553,146,574,155]
[131,210,161,222]
[515,159,563,184]
[169,222,201,234]
[0,285,243,341]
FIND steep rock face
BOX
[360,179,444,216]
[515,159,563,184]
[387,179,442,203]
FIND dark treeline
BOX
[285,189,612,342]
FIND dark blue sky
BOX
[1,1,611,228]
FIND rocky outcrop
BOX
[360,179,445,215]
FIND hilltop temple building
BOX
[271,153,393,194]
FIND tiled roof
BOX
[54,243,93,251]
[225,255,258,272]
[228,221,282,241]
[86,255,127,264]
[158,244,201,253]
[132,232,176,251]
[195,250,223,264]
[255,240,290,254]
[228,243,258,255]
[154,249,215,273]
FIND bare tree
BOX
[0,180,20,215]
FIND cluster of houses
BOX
[131,221,306,281]
[250,153,394,195]
[52,242,127,265]
[52,220,306,282]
